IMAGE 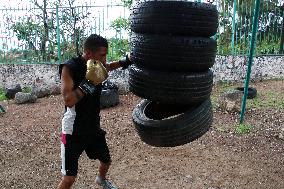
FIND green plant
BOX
[0,88,7,101]
[107,38,130,62]
[235,123,253,134]
[110,17,130,33]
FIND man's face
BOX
[84,47,108,65]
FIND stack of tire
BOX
[129,1,218,147]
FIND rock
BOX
[15,92,37,104]
[49,85,61,95]
[5,84,22,99]
[218,90,243,113]
[31,86,51,98]
[0,104,6,114]
[184,175,193,183]
[278,128,284,140]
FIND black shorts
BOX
[60,130,111,176]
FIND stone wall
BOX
[213,55,284,82]
[0,55,283,92]
[0,63,130,94]
[0,64,60,89]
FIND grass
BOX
[212,80,284,110]
[216,81,235,93]
[247,91,284,109]
[235,123,253,134]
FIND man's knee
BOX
[100,160,111,167]
[62,176,76,186]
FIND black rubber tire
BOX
[100,81,119,109]
[132,99,213,147]
[131,33,217,72]
[130,1,218,37]
[235,87,257,99]
[100,89,119,109]
[129,65,213,105]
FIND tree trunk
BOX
[280,5,284,54]
[41,0,49,61]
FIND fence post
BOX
[56,4,61,61]
[240,0,261,123]
[231,0,237,55]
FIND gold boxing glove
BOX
[85,59,108,85]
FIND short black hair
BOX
[83,34,108,52]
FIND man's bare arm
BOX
[61,65,85,108]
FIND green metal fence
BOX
[216,0,284,55]
[0,0,283,64]
[0,1,130,64]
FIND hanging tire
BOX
[132,99,213,147]
[130,1,218,37]
[235,87,257,99]
[131,33,217,72]
[129,65,213,105]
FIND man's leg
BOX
[58,134,83,189]
[85,133,117,188]
[98,161,111,179]
[57,176,76,189]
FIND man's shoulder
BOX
[64,55,81,65]
[59,56,77,77]
[59,55,83,71]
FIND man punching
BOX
[57,34,132,189]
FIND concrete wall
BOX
[0,55,283,90]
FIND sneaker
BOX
[95,176,118,189]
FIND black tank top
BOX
[59,55,102,135]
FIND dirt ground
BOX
[0,80,283,189]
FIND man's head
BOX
[83,34,108,64]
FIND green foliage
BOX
[217,0,283,55]
[256,40,281,55]
[110,17,130,33]
[235,123,253,134]
[0,89,7,101]
[107,38,130,62]
[121,0,133,8]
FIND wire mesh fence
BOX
[0,0,283,64]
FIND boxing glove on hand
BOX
[79,79,97,95]
[86,59,108,85]
[79,59,108,95]
[119,53,133,69]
